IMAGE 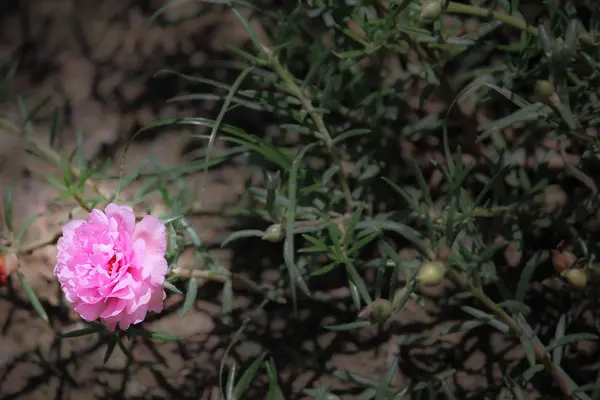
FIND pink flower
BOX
[54,203,168,331]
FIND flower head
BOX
[54,203,168,331]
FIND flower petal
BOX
[147,286,166,313]
[100,298,126,318]
[105,203,136,234]
[133,216,166,257]
[61,220,85,239]
[88,209,108,226]
[74,302,103,322]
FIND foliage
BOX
[2,0,600,398]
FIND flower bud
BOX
[0,253,18,286]
[371,299,393,323]
[358,298,393,323]
[262,224,284,243]
[552,250,576,273]
[579,32,597,46]
[561,268,587,289]
[416,260,446,287]
[535,80,555,100]
[420,1,442,23]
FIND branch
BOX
[448,269,578,399]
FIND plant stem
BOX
[168,267,287,304]
[445,2,539,37]
[260,45,355,213]
[73,192,92,213]
[448,269,578,398]
[17,232,62,254]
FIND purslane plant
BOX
[1,0,600,398]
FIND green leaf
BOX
[332,128,371,145]
[221,280,233,317]
[41,173,68,192]
[103,335,118,363]
[232,352,268,400]
[150,0,191,21]
[357,219,429,257]
[161,215,183,225]
[74,129,87,170]
[348,281,361,310]
[520,336,537,368]
[264,358,286,400]
[265,171,281,220]
[301,234,328,252]
[15,213,42,248]
[573,383,600,394]
[410,158,433,206]
[118,339,133,361]
[132,116,292,166]
[231,6,263,52]
[343,207,363,249]
[179,217,203,248]
[221,230,265,248]
[200,66,253,209]
[181,278,198,317]
[347,231,380,256]
[381,177,420,211]
[515,251,542,302]
[3,184,14,233]
[473,164,512,208]
[164,280,183,295]
[496,300,531,315]
[309,262,338,276]
[60,152,73,187]
[504,375,526,400]
[380,240,411,297]
[49,106,60,147]
[522,364,544,382]
[476,241,508,263]
[547,333,599,351]
[225,361,237,400]
[460,306,509,333]
[59,325,106,338]
[391,280,417,312]
[324,320,372,331]
[552,313,567,366]
[17,269,49,326]
[374,360,397,400]
[326,222,342,258]
[284,143,317,313]
[127,328,178,341]
[220,133,292,171]
[478,103,547,142]
[344,262,372,305]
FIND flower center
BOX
[108,255,120,275]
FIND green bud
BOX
[420,1,442,23]
[358,298,393,323]
[579,32,597,47]
[535,80,555,100]
[262,224,284,242]
[371,299,393,323]
[416,260,446,287]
